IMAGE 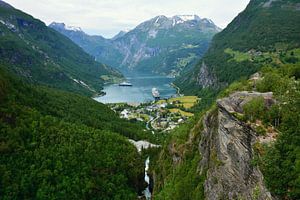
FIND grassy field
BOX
[158,96,199,109]
[224,48,251,62]
[225,47,300,65]
[168,108,194,117]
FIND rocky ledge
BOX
[199,91,274,200]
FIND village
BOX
[109,96,199,133]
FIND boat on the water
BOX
[152,88,160,100]
[119,81,133,86]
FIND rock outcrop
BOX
[197,62,218,89]
[199,91,274,200]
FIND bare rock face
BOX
[262,0,279,8]
[217,91,274,114]
[197,62,218,88]
[199,91,274,200]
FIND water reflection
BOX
[95,75,176,103]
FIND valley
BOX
[108,95,199,133]
[0,0,300,200]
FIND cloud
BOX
[5,0,250,38]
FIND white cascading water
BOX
[143,157,151,199]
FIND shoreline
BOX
[92,91,106,99]
[170,82,182,97]
[94,78,180,103]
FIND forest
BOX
[1,0,300,199]
[0,66,148,199]
[153,61,300,200]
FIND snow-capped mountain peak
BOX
[170,15,202,26]
[49,22,82,32]
[123,28,131,33]
[175,15,201,22]
[65,25,82,32]
[202,18,214,24]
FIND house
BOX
[120,109,129,119]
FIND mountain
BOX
[154,64,300,199]
[0,1,122,96]
[112,30,129,40]
[1,0,299,199]
[0,1,156,199]
[50,15,221,76]
[152,0,300,199]
[175,0,300,96]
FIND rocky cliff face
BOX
[199,91,274,200]
[196,62,217,89]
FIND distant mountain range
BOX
[0,1,122,96]
[50,15,221,76]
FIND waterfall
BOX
[143,157,151,200]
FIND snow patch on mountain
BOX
[0,19,17,31]
[202,18,214,24]
[170,15,202,26]
[155,16,160,24]
[172,18,176,26]
[123,28,131,33]
[148,29,158,38]
[49,22,82,32]
[175,19,184,25]
[65,25,82,32]
[176,15,201,22]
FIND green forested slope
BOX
[0,66,148,199]
[154,0,300,199]
[176,0,300,98]
[154,62,300,200]
[252,64,300,199]
[0,1,122,96]
[152,117,206,200]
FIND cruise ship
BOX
[119,81,133,86]
[152,88,160,100]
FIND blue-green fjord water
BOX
[94,75,176,103]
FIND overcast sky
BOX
[5,0,250,38]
